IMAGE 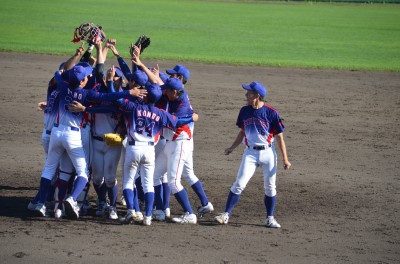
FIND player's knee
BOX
[230,185,244,195]
[59,171,74,181]
[104,178,117,188]
[264,188,276,197]
[92,177,103,186]
[168,182,181,194]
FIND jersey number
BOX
[136,117,155,137]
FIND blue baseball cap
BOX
[242,81,267,97]
[129,69,148,86]
[68,64,93,84]
[159,71,169,83]
[145,83,162,103]
[160,77,184,91]
[114,66,123,78]
[166,64,190,80]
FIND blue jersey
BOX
[236,103,284,146]
[54,71,131,129]
[163,91,194,141]
[117,100,177,143]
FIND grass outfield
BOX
[0,0,399,71]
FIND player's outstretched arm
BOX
[275,133,291,170]
[224,130,245,155]
[131,45,159,84]
[63,42,85,71]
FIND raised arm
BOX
[63,42,85,71]
[131,45,159,84]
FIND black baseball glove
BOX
[130,35,151,55]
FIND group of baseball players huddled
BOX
[28,35,291,228]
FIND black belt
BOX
[165,139,190,142]
[249,144,271,150]
[92,135,104,141]
[45,130,51,135]
[54,124,79,131]
[129,141,154,146]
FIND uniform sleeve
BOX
[270,111,285,135]
[95,63,105,85]
[54,71,68,91]
[236,107,245,129]
[85,105,117,114]
[116,99,136,113]
[117,57,132,80]
[161,110,178,130]
[85,90,130,103]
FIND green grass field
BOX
[0,0,399,71]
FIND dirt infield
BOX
[0,52,399,264]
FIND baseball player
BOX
[33,61,140,219]
[166,64,214,216]
[107,43,149,219]
[51,41,104,219]
[150,77,201,224]
[28,44,89,215]
[215,81,291,228]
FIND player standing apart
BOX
[215,81,291,228]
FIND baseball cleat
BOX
[96,201,106,216]
[171,212,197,224]
[197,202,214,217]
[27,201,37,211]
[82,200,92,211]
[34,203,47,217]
[109,206,118,220]
[215,212,229,225]
[64,196,80,220]
[152,209,166,221]
[143,216,152,226]
[133,211,144,222]
[54,208,64,219]
[265,217,281,228]
[120,210,136,224]
[164,208,171,218]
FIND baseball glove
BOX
[130,35,151,55]
[72,23,106,44]
[103,133,123,146]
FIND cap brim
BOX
[166,69,177,75]
[242,84,252,90]
[114,68,123,78]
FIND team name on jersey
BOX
[67,88,83,100]
[50,90,59,97]
[243,117,269,129]
[137,110,160,122]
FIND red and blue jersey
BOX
[162,91,194,141]
[117,100,177,143]
[236,103,284,146]
[54,71,131,129]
